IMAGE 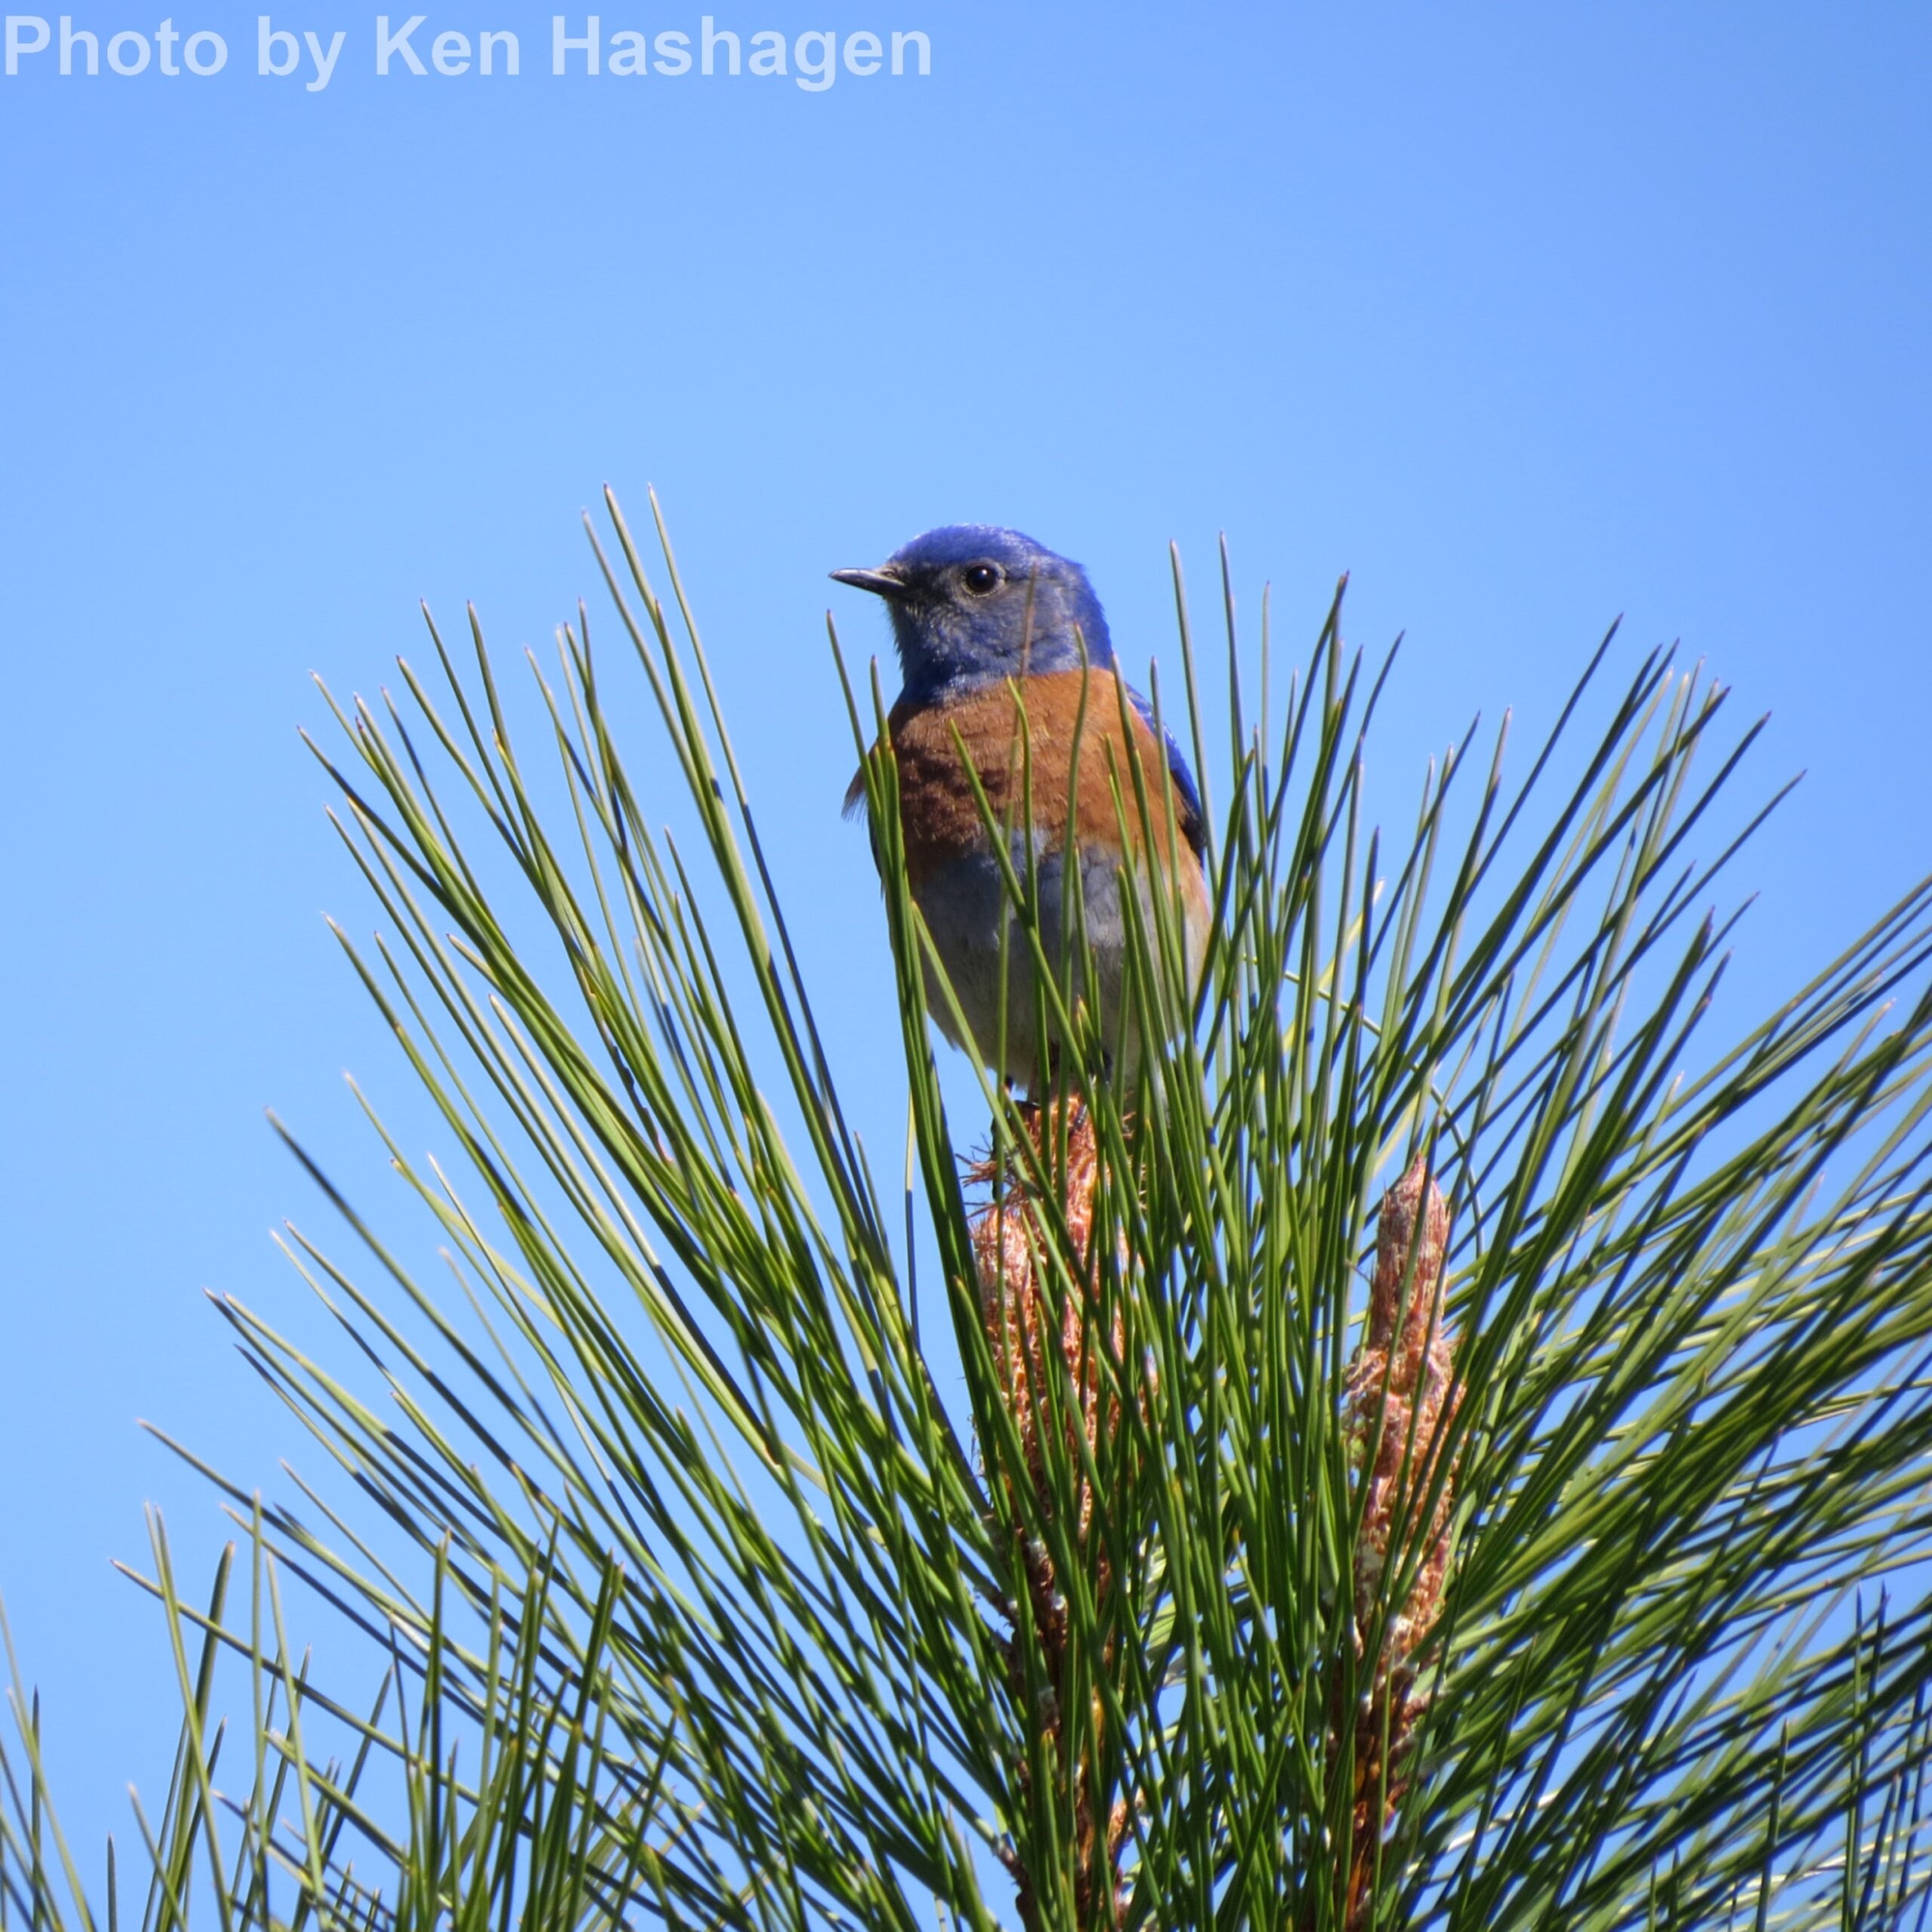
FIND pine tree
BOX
[8,494,1932,1931]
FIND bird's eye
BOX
[961,562,1003,596]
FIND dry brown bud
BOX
[968,1099,1133,1930]
[969,1101,1118,1522]
[1339,1152,1463,1930]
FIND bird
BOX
[833,525,1210,1096]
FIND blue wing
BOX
[1124,682,1207,860]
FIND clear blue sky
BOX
[1,0,1927,1860]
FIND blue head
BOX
[832,526,1115,702]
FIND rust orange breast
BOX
[869,669,1195,887]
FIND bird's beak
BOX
[829,565,908,599]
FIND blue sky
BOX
[1,0,1927,1861]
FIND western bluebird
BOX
[834,525,1210,1095]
